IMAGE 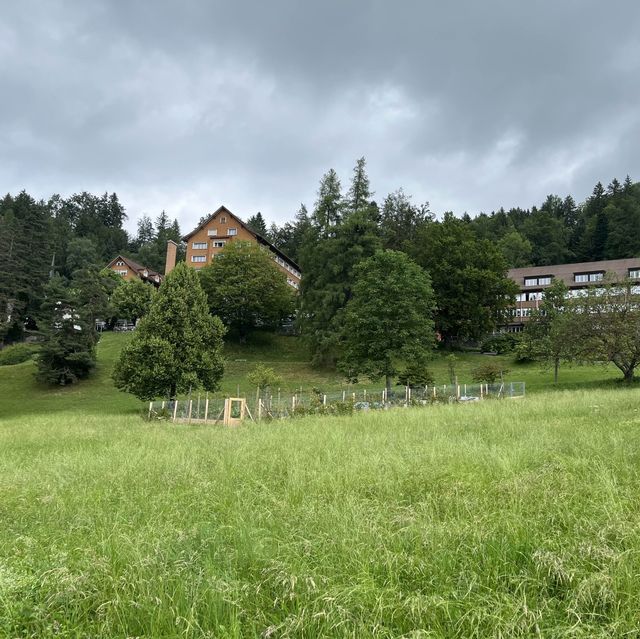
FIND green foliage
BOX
[247,363,283,391]
[397,361,435,387]
[339,250,436,391]
[65,237,101,274]
[113,262,225,400]
[312,168,343,233]
[36,275,98,385]
[346,156,372,214]
[519,279,575,383]
[471,362,510,384]
[481,332,521,354]
[267,204,311,264]
[446,354,458,384]
[0,343,38,366]
[299,205,382,366]
[110,278,155,322]
[412,212,518,344]
[246,211,268,236]
[380,189,431,251]
[498,229,533,268]
[0,192,52,342]
[568,277,640,382]
[199,241,294,339]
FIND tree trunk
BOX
[169,382,177,401]
[554,358,559,384]
[623,368,635,383]
[386,375,392,397]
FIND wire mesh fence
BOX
[147,381,525,424]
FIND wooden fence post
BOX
[188,400,193,423]
[173,400,178,422]
[148,401,152,419]
[204,398,209,422]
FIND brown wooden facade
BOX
[106,255,163,287]
[504,257,640,331]
[182,206,301,289]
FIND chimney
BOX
[165,240,178,275]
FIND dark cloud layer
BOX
[2,0,640,232]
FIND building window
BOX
[575,271,604,283]
[524,276,552,286]
[228,228,238,236]
[192,242,207,249]
[207,229,218,237]
[629,269,640,279]
[115,260,125,266]
[220,216,227,223]
[117,270,128,276]
[191,256,206,263]
[213,241,226,248]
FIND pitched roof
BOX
[182,205,301,271]
[106,255,163,282]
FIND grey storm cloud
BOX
[1,0,640,233]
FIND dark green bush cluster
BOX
[472,362,510,384]
[0,343,38,366]
[397,361,435,387]
[480,332,521,354]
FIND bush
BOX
[247,364,283,391]
[480,333,521,354]
[0,343,37,366]
[397,362,435,387]
[471,362,510,384]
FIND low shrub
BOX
[481,333,521,354]
[0,343,37,366]
[472,362,510,384]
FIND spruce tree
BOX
[246,212,268,236]
[36,275,98,385]
[299,208,382,366]
[313,169,343,235]
[113,262,225,400]
[347,157,372,214]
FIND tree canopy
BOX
[339,250,436,393]
[113,262,225,400]
[198,241,294,340]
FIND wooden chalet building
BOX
[504,256,640,331]
[174,205,301,289]
[106,255,163,287]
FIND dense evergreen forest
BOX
[0,192,183,342]
[1,166,639,351]
[265,173,640,270]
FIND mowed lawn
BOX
[2,389,640,637]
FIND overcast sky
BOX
[2,1,640,233]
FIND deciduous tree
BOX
[199,241,294,340]
[339,250,436,394]
[111,278,155,323]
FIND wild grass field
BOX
[1,333,638,636]
[2,389,640,637]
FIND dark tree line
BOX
[0,191,183,344]
[469,176,640,267]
